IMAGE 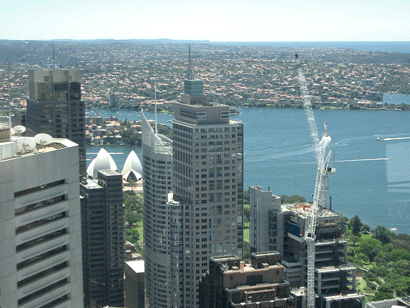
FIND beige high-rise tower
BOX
[172,47,244,308]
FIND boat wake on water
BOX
[380,136,410,141]
[247,147,314,162]
[87,152,124,155]
[336,157,392,163]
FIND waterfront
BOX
[87,106,410,234]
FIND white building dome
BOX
[122,150,143,182]
[87,148,118,179]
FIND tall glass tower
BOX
[142,111,184,307]
[26,69,86,176]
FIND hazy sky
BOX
[1,0,410,41]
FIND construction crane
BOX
[296,55,333,308]
[319,148,336,209]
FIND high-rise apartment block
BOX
[0,137,83,308]
[26,69,86,175]
[80,156,125,308]
[199,252,295,308]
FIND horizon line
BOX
[1,38,410,43]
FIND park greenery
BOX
[123,191,144,253]
[345,215,410,301]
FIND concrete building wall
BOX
[0,138,83,308]
[249,186,281,253]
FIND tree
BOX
[243,204,250,223]
[374,225,395,244]
[124,192,143,212]
[391,249,410,262]
[243,190,250,204]
[243,241,250,259]
[350,215,362,235]
[361,224,371,233]
[125,209,140,226]
[126,228,140,244]
[350,235,361,247]
[359,238,382,261]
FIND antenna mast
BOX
[7,51,12,140]
[188,44,194,80]
[53,39,55,69]
[154,67,158,135]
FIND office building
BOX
[80,149,125,308]
[26,69,86,175]
[199,251,295,308]
[142,47,244,308]
[142,111,183,307]
[0,136,83,308]
[125,260,145,308]
[172,48,244,307]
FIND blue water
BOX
[212,41,410,54]
[87,106,410,234]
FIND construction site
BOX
[248,56,366,308]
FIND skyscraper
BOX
[26,69,86,175]
[172,47,244,307]
[141,111,181,307]
[0,136,83,308]
[80,149,125,308]
[142,47,244,308]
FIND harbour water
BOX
[213,41,410,54]
[87,102,410,234]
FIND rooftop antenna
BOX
[7,51,12,141]
[154,66,158,135]
[52,39,55,69]
[188,44,194,80]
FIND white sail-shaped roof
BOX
[87,148,118,179]
[122,150,142,176]
[141,110,172,155]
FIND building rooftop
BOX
[126,260,144,274]
[282,203,340,219]
[0,136,74,162]
[316,265,356,273]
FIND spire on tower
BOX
[187,44,194,80]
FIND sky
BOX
[1,0,410,41]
